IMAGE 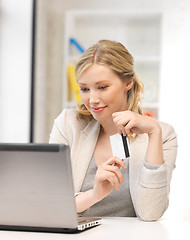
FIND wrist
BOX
[91,187,104,203]
[146,123,164,166]
[75,189,99,213]
[148,122,162,137]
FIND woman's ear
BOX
[125,79,133,91]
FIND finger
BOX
[112,110,129,119]
[114,176,120,191]
[124,121,135,135]
[113,118,129,136]
[107,174,116,187]
[105,157,127,169]
[112,112,121,118]
[98,164,123,186]
[107,175,120,190]
[103,165,123,185]
[114,162,127,170]
[118,124,127,137]
[118,129,123,135]
[97,168,120,190]
[116,125,126,136]
[96,169,114,183]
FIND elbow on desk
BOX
[137,202,168,222]
[137,208,166,222]
[138,214,161,222]
[135,189,169,222]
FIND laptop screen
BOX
[0,143,78,230]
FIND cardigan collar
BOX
[73,119,100,192]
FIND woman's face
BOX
[78,64,132,124]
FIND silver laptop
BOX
[0,143,102,233]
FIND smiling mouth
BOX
[91,106,107,113]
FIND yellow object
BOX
[67,65,81,102]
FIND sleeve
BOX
[135,123,177,221]
[49,110,69,145]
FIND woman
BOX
[49,40,177,221]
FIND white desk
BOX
[0,217,189,240]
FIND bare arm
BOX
[146,124,164,165]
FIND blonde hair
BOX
[75,40,144,119]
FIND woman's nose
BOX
[89,91,100,105]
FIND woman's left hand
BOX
[112,110,161,137]
[113,110,164,165]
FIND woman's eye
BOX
[98,86,107,90]
[80,88,89,92]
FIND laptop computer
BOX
[0,143,102,233]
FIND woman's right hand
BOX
[92,157,127,202]
[75,157,126,213]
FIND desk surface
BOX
[0,217,190,240]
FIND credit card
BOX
[110,133,130,159]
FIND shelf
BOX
[67,56,161,64]
[135,56,161,63]
[142,102,159,109]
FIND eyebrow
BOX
[78,80,110,85]
[95,80,109,85]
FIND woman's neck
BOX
[99,121,118,137]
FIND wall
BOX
[0,0,190,220]
[34,0,64,143]
[160,9,190,220]
[34,0,190,143]
[0,0,33,142]
[34,0,190,220]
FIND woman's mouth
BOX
[91,106,107,113]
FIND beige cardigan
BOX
[49,108,177,221]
